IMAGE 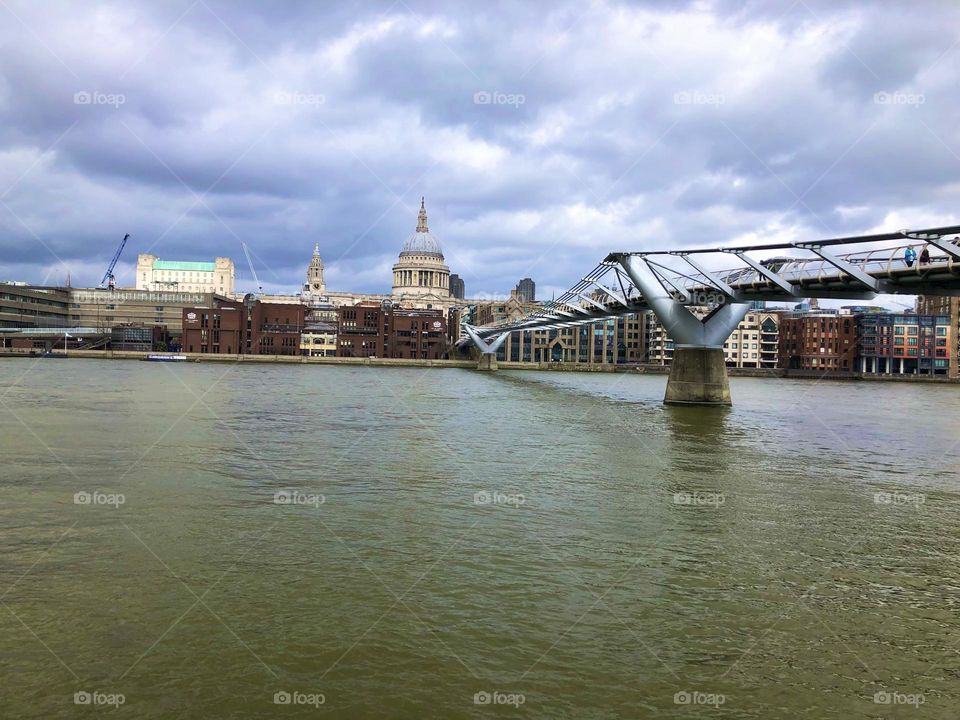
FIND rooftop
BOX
[153,260,216,271]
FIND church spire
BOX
[416,196,429,233]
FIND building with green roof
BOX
[136,254,235,296]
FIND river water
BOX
[0,358,958,718]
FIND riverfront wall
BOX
[1,347,959,384]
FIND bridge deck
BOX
[465,225,960,341]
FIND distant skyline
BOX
[1,0,958,299]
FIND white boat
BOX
[143,354,190,362]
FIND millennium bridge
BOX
[459,225,960,405]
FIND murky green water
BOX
[1,358,959,718]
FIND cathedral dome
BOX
[392,197,451,299]
[399,198,443,258]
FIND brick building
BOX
[337,302,448,359]
[778,312,858,371]
[181,297,304,355]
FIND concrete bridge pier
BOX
[463,326,508,372]
[476,353,498,371]
[665,346,731,405]
[620,256,749,406]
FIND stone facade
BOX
[304,243,325,296]
[136,254,235,295]
[391,198,451,303]
[301,321,337,357]
[253,198,465,315]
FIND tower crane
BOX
[98,233,130,289]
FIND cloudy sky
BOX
[0,0,958,298]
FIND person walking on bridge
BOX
[904,245,917,267]
[919,245,931,266]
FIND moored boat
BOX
[142,354,190,362]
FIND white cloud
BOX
[0,0,958,297]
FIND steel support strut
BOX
[463,325,509,371]
[620,256,750,405]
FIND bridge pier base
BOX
[477,353,498,371]
[665,347,731,406]
[463,326,507,372]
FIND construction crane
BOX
[241,242,263,298]
[98,233,130,290]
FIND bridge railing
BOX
[653,239,960,295]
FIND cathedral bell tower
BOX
[305,243,325,294]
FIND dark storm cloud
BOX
[0,0,959,294]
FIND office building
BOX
[449,274,465,300]
[514,278,535,302]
